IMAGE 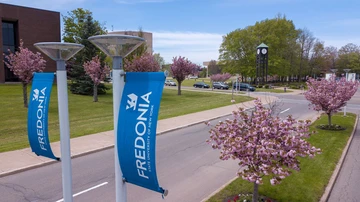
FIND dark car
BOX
[233,83,256,91]
[193,82,210,88]
[212,82,229,90]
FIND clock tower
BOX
[256,43,269,85]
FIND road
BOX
[0,93,351,202]
[327,88,360,202]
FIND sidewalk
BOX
[0,92,289,177]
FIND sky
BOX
[1,0,360,65]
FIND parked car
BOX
[193,82,210,88]
[165,80,177,86]
[188,76,198,79]
[212,82,229,90]
[233,83,256,91]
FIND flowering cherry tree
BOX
[3,40,46,108]
[124,53,160,72]
[171,56,197,95]
[83,55,110,102]
[207,99,321,202]
[210,73,232,82]
[304,76,359,126]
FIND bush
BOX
[264,84,269,89]
[289,85,300,89]
[256,85,263,88]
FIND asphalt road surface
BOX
[0,95,333,202]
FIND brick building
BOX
[0,3,60,83]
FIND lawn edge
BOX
[319,113,358,202]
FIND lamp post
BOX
[88,34,145,202]
[330,68,338,75]
[344,69,351,81]
[343,69,351,116]
[34,42,84,202]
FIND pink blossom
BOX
[83,55,110,85]
[207,99,321,185]
[3,40,46,84]
[170,56,197,81]
[124,53,160,72]
[170,56,198,95]
[210,73,232,82]
[304,75,359,125]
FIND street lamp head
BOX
[343,69,351,73]
[88,34,145,57]
[34,42,84,61]
[330,69,338,73]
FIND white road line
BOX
[55,182,108,202]
[280,108,290,114]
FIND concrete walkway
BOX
[0,90,303,177]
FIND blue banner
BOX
[27,73,59,161]
[117,72,166,195]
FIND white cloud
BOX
[318,36,360,48]
[0,0,87,10]
[114,0,173,4]
[152,31,224,65]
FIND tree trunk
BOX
[328,113,332,126]
[253,182,259,202]
[22,82,28,108]
[93,83,98,102]
[177,81,182,95]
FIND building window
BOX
[2,21,18,81]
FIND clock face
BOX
[257,49,260,54]
[261,48,267,54]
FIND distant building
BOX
[203,61,217,66]
[109,31,153,55]
[0,3,60,83]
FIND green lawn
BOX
[0,84,253,153]
[207,113,356,202]
[255,88,293,93]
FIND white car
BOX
[165,80,177,86]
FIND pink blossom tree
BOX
[83,55,110,102]
[210,73,232,82]
[171,56,197,95]
[206,99,321,202]
[3,40,46,108]
[304,76,359,126]
[124,53,160,72]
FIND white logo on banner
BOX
[32,89,39,101]
[126,93,138,110]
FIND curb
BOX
[320,114,359,202]
[201,176,238,202]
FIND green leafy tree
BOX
[309,40,326,76]
[336,43,360,73]
[62,8,108,96]
[296,28,315,81]
[324,46,338,71]
[153,53,165,67]
[219,14,298,81]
